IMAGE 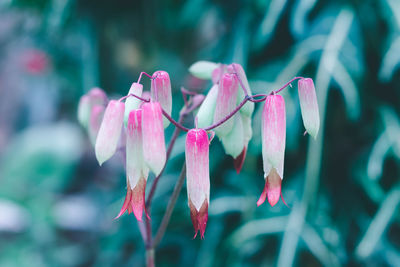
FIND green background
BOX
[0,0,399,266]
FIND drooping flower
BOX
[141,102,166,176]
[95,100,125,166]
[185,128,210,239]
[213,73,238,136]
[258,94,286,207]
[298,78,320,139]
[116,109,149,221]
[151,71,172,128]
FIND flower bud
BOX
[186,128,210,239]
[213,73,238,136]
[141,102,166,176]
[298,78,320,139]
[196,84,218,128]
[151,71,172,128]
[189,61,218,80]
[124,82,143,126]
[95,100,125,166]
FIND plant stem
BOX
[153,163,186,248]
[146,248,155,267]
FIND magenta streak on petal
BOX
[126,109,147,188]
[151,71,172,127]
[262,95,286,168]
[185,129,210,211]
[213,73,239,136]
[141,102,166,176]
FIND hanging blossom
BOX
[185,128,210,239]
[77,62,320,242]
[196,63,254,173]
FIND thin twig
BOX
[153,163,186,248]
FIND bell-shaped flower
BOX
[298,78,320,139]
[213,73,238,136]
[124,82,143,125]
[116,109,149,221]
[151,71,172,128]
[196,84,218,128]
[95,100,125,166]
[185,128,210,239]
[141,102,166,176]
[88,105,105,145]
[258,94,286,207]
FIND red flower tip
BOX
[115,177,148,221]
[233,146,247,174]
[257,168,283,207]
[189,199,208,239]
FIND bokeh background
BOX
[0,0,399,266]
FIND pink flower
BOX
[151,71,172,128]
[185,128,210,239]
[141,102,166,176]
[116,109,149,221]
[258,94,286,207]
[213,73,239,136]
[124,82,143,125]
[298,78,320,139]
[95,100,125,166]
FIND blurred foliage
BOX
[0,0,399,266]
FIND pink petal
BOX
[266,168,282,207]
[261,94,286,169]
[126,109,148,188]
[115,186,132,219]
[185,129,210,211]
[227,63,254,116]
[95,100,125,165]
[141,102,166,176]
[213,73,239,136]
[151,71,172,128]
[131,177,147,221]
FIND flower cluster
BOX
[78,62,320,239]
